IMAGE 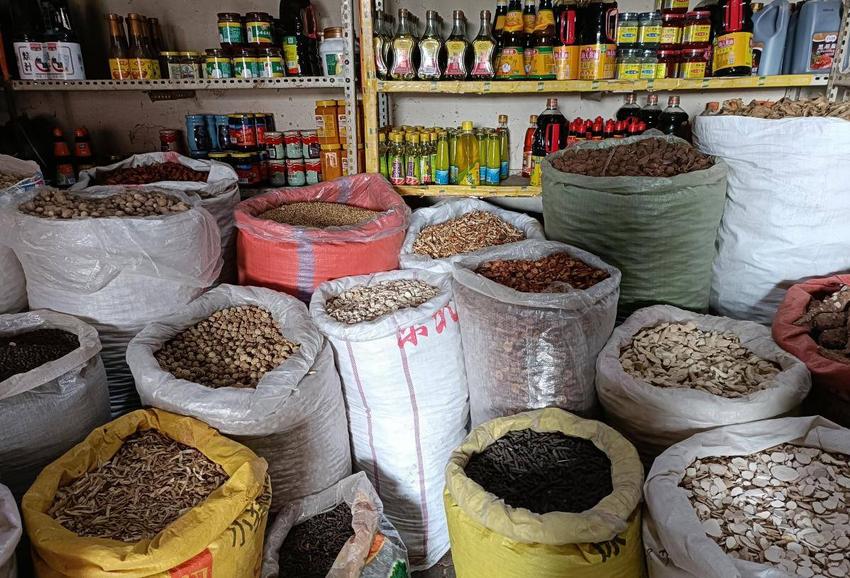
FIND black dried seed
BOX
[278,503,354,578]
[0,328,79,382]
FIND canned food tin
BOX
[264,113,276,132]
[284,130,302,159]
[286,158,307,186]
[232,152,261,186]
[268,160,287,186]
[228,114,256,150]
[159,129,180,152]
[301,130,320,159]
[305,158,322,184]
[266,132,285,160]
[253,114,267,146]
[186,114,210,154]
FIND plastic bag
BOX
[399,199,545,273]
[235,174,410,302]
[128,284,351,511]
[311,270,469,571]
[261,472,408,578]
[451,240,620,426]
[5,187,221,416]
[73,152,240,282]
[23,409,270,578]
[694,115,850,324]
[0,310,110,501]
[0,484,21,578]
[772,274,850,425]
[643,416,849,578]
[597,305,811,462]
[445,408,645,578]
[0,155,43,197]
[542,134,727,316]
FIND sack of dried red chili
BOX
[772,274,850,427]
[234,174,410,302]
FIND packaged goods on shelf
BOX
[597,305,811,463]
[644,416,850,578]
[22,409,270,578]
[0,156,43,315]
[127,285,352,511]
[773,275,850,426]
[694,99,850,324]
[310,270,469,570]
[445,408,645,578]
[0,311,110,502]
[13,2,85,81]
[543,134,727,317]
[73,153,240,282]
[452,240,620,425]
[400,199,544,272]
[261,472,408,578]
[235,174,410,302]
[3,187,221,416]
[0,484,20,578]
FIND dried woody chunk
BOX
[475,252,609,293]
[795,285,850,364]
[412,211,525,259]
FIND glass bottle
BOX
[390,8,417,79]
[73,127,94,173]
[374,9,390,80]
[444,10,471,80]
[522,114,537,177]
[42,0,86,80]
[658,95,691,140]
[477,128,488,183]
[529,0,556,79]
[420,132,433,184]
[106,13,131,80]
[497,0,526,78]
[494,0,509,41]
[417,10,443,80]
[435,131,450,185]
[449,128,459,184]
[457,121,480,186]
[471,10,496,79]
[280,0,310,76]
[127,14,156,80]
[303,4,322,75]
[530,98,566,186]
[388,131,406,185]
[616,93,641,121]
[378,131,389,178]
[497,114,510,180]
[522,0,537,74]
[52,127,76,188]
[383,13,396,73]
[430,131,439,183]
[640,93,662,129]
[148,17,166,76]
[404,132,422,185]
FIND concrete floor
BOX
[412,552,456,578]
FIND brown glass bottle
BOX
[127,14,156,80]
[106,14,131,80]
[147,17,166,75]
[529,0,556,79]
[497,0,526,78]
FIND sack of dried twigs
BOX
[261,472,408,578]
[23,408,270,578]
[452,239,621,426]
[597,305,811,463]
[399,198,545,273]
[127,284,352,512]
[445,408,645,578]
[0,484,21,578]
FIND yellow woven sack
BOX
[444,408,646,578]
[23,409,270,578]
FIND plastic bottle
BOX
[498,114,510,180]
[429,132,438,183]
[522,114,538,177]
[52,127,76,188]
[640,93,662,129]
[73,127,94,173]
[782,2,799,74]
[529,0,557,78]
[790,0,841,74]
[497,0,527,78]
[530,98,567,185]
[435,131,450,184]
[658,95,691,140]
[617,93,641,121]
[457,121,480,186]
[418,10,443,80]
[711,0,754,76]
[280,0,310,76]
[391,8,417,79]
[420,132,434,185]
[445,10,472,79]
[389,132,406,185]
[751,0,790,75]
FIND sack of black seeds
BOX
[444,407,646,578]
[0,310,110,501]
[261,472,408,578]
[0,483,21,578]
[128,284,352,512]
[452,240,621,426]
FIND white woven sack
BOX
[0,311,110,501]
[597,305,811,461]
[644,416,850,578]
[128,284,352,511]
[5,187,221,416]
[73,152,240,282]
[0,484,20,578]
[452,240,621,426]
[310,270,469,571]
[694,115,850,324]
[399,198,545,273]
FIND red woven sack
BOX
[235,174,410,301]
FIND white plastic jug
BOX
[752,0,791,75]
[790,0,842,74]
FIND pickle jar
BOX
[233,47,259,79]
[217,13,244,46]
[683,10,712,48]
[245,12,274,46]
[616,12,640,46]
[616,48,642,80]
[639,49,658,79]
[656,48,681,78]
[204,48,233,79]
[660,12,684,49]
[638,12,662,48]
[161,51,182,79]
[180,51,203,79]
[679,47,710,78]
[257,46,285,78]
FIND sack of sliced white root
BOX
[644,416,850,578]
[596,305,811,462]
[127,284,352,512]
[310,269,469,571]
[0,483,21,578]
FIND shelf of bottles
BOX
[396,176,540,196]
[11,77,349,92]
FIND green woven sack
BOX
[542,134,727,317]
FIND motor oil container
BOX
[752,0,791,75]
[781,3,798,73]
[790,0,842,74]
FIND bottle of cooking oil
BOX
[389,131,406,185]
[404,131,422,185]
[378,131,389,178]
[457,120,480,186]
[429,131,438,183]
[390,8,417,79]
[449,128,459,184]
[419,132,433,184]
[486,131,502,185]
[435,131,450,184]
[477,128,488,183]
[497,114,510,180]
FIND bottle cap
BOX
[530,114,538,123]
[625,93,637,104]
[481,9,492,18]
[462,120,474,131]
[546,98,558,108]
[647,94,659,105]
[426,9,439,18]
[453,10,465,19]
[668,95,680,106]
[498,114,508,123]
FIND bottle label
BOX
[374,38,388,76]
[445,40,469,77]
[218,22,244,44]
[246,22,273,44]
[47,42,85,80]
[661,25,682,45]
[522,150,532,177]
[471,41,496,77]
[713,32,752,72]
[656,61,673,78]
[683,24,711,45]
[529,155,544,186]
[485,167,501,185]
[680,60,706,79]
[56,163,77,187]
[109,58,132,80]
[497,47,525,78]
[479,164,487,182]
[504,11,523,32]
[617,25,638,44]
[810,32,839,70]
[435,169,449,185]
[529,45,555,78]
[639,61,656,79]
[638,25,662,45]
[616,62,641,80]
[75,142,92,157]
[390,39,415,77]
[390,154,405,184]
[405,155,421,185]
[206,60,234,79]
[130,58,157,80]
[260,58,285,78]
[420,155,433,184]
[495,14,506,32]
[323,53,342,76]
[283,38,303,75]
[524,47,535,75]
[14,42,50,80]
[523,14,536,34]
[671,0,689,10]
[534,10,555,31]
[554,45,580,80]
[459,161,480,186]
[418,39,442,77]
[578,44,616,80]
[235,58,258,79]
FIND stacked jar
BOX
[316,99,344,182]
[679,10,712,79]
[616,11,663,80]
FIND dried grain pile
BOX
[260,202,379,227]
[475,252,609,293]
[412,211,525,258]
[0,329,79,382]
[716,96,850,120]
[325,279,439,324]
[277,503,354,578]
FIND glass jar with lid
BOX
[660,12,684,49]
[616,48,642,80]
[217,13,244,46]
[180,51,203,79]
[616,12,640,46]
[683,11,712,48]
[639,49,657,79]
[245,12,274,46]
[679,47,710,78]
[232,47,259,79]
[656,49,681,78]
[204,48,233,79]
[320,27,347,76]
[257,47,284,78]
[638,12,662,49]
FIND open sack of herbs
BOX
[794,285,850,365]
[259,201,384,229]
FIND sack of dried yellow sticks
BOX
[22,408,270,578]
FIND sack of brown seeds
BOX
[452,240,621,426]
[127,284,352,512]
[261,472,408,578]
[0,483,21,578]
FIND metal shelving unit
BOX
[827,0,850,100]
